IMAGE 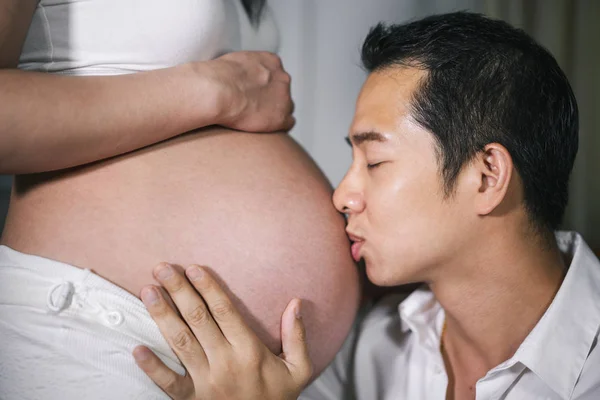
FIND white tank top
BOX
[18,0,279,75]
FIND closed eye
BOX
[367,162,384,170]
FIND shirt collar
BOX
[397,231,600,400]
[513,231,600,400]
[398,285,444,354]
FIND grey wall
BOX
[270,0,486,187]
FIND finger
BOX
[260,51,283,69]
[153,263,230,353]
[141,284,208,374]
[280,299,313,386]
[185,265,257,347]
[133,345,195,400]
[283,116,296,132]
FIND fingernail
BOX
[141,287,160,306]
[186,266,204,281]
[133,346,151,362]
[156,264,173,281]
[295,300,303,320]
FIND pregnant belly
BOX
[1,128,360,375]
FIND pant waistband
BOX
[0,245,183,373]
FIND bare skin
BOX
[0,1,294,174]
[0,0,360,377]
[1,128,361,374]
[137,67,569,400]
[339,68,566,399]
[135,264,312,400]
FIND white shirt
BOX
[301,232,600,400]
[19,0,279,75]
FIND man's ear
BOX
[471,143,513,216]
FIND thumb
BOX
[281,298,313,386]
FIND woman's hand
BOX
[133,263,312,400]
[207,51,295,133]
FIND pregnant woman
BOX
[0,1,360,398]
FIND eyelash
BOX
[367,162,384,170]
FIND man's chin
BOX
[365,261,401,286]
[362,262,423,300]
[364,259,423,287]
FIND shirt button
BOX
[46,281,74,313]
[105,310,124,326]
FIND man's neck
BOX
[429,229,566,382]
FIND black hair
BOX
[361,11,579,233]
[241,0,266,26]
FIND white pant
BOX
[0,245,184,400]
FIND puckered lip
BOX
[346,230,365,243]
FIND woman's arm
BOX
[0,1,293,174]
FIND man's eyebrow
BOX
[345,131,388,146]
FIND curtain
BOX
[272,0,599,249]
[483,0,600,250]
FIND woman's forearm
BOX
[0,62,219,174]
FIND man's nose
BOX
[333,176,365,215]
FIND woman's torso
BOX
[2,0,360,374]
[18,0,279,74]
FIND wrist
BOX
[179,60,226,127]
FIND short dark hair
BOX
[361,12,579,233]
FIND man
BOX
[133,11,600,400]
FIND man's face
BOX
[333,67,474,286]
